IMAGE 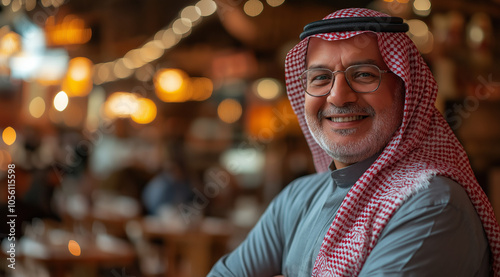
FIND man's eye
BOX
[352,71,377,83]
[310,74,331,84]
[355,71,374,78]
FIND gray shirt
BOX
[208,155,490,276]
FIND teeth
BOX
[329,115,365,122]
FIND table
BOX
[141,217,232,277]
[4,231,136,277]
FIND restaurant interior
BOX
[0,0,499,276]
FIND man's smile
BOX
[326,115,369,123]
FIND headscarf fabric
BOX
[284,8,500,276]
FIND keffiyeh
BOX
[284,8,500,276]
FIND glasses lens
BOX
[346,65,381,93]
[301,69,332,96]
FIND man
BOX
[208,8,500,276]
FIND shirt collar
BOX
[329,153,380,188]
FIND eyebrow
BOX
[307,59,380,70]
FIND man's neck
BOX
[332,150,384,170]
[333,160,353,170]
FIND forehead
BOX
[305,33,384,67]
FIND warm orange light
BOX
[246,105,274,137]
[68,240,81,256]
[2,127,16,146]
[154,68,192,102]
[45,15,92,46]
[246,98,300,139]
[104,92,139,119]
[157,69,187,92]
[190,77,213,101]
[131,97,157,124]
[217,99,242,123]
[62,57,94,97]
[0,31,21,56]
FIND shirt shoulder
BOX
[396,175,475,217]
[360,175,490,276]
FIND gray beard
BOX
[305,102,400,165]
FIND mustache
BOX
[318,103,376,119]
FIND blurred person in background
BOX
[142,141,194,216]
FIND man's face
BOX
[304,34,404,169]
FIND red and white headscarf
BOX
[284,8,500,276]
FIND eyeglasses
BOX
[299,64,390,96]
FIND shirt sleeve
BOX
[358,176,490,277]
[207,192,286,277]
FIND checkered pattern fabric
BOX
[284,8,500,277]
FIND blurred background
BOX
[0,0,499,276]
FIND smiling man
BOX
[208,8,500,277]
[303,35,404,169]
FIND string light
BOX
[266,0,285,7]
[413,0,431,17]
[1,0,61,11]
[93,0,218,85]
[244,0,264,17]
[93,0,287,85]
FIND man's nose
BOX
[326,74,358,107]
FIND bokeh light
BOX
[124,49,146,69]
[217,99,243,123]
[413,0,431,17]
[159,28,181,49]
[154,68,192,102]
[266,0,285,7]
[190,77,213,101]
[254,78,282,100]
[172,18,192,35]
[104,92,139,119]
[62,57,94,97]
[0,31,21,56]
[195,0,217,17]
[407,19,433,54]
[407,19,428,37]
[94,62,111,85]
[113,59,133,79]
[2,127,16,146]
[140,40,165,63]
[68,240,81,256]
[54,91,69,111]
[131,97,157,124]
[29,96,46,118]
[181,5,202,22]
[244,0,264,17]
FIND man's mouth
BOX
[327,115,368,123]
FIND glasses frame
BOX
[299,64,391,97]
